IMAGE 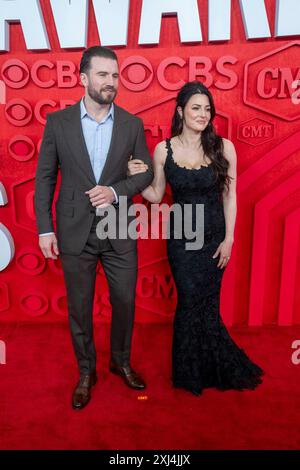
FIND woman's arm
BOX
[222,138,237,243]
[212,138,237,269]
[128,141,167,203]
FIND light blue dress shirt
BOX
[80,98,114,185]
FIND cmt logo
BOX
[0,340,6,364]
[291,340,300,365]
[244,42,300,121]
[238,118,274,146]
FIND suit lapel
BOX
[61,101,97,185]
[61,102,128,186]
[98,105,123,185]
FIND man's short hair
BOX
[80,46,118,74]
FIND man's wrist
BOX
[39,232,55,237]
[109,186,118,204]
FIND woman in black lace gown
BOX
[128,81,263,395]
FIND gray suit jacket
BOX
[34,101,154,255]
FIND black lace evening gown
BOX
[164,139,263,395]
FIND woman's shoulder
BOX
[155,139,169,150]
[153,140,169,164]
[222,137,235,150]
[221,137,237,162]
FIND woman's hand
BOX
[128,158,148,176]
[212,239,233,269]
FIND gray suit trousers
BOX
[60,215,137,374]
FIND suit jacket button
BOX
[90,209,95,214]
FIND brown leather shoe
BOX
[109,360,146,390]
[72,371,97,410]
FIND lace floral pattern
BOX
[164,139,263,395]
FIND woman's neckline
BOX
[168,138,213,171]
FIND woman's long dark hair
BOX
[171,81,231,192]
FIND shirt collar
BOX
[80,98,114,123]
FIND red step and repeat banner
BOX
[0,0,300,326]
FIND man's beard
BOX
[88,84,117,105]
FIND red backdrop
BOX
[0,0,300,326]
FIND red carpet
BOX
[1,322,300,450]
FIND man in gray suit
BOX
[35,46,153,410]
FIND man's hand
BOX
[39,234,59,259]
[85,185,115,208]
